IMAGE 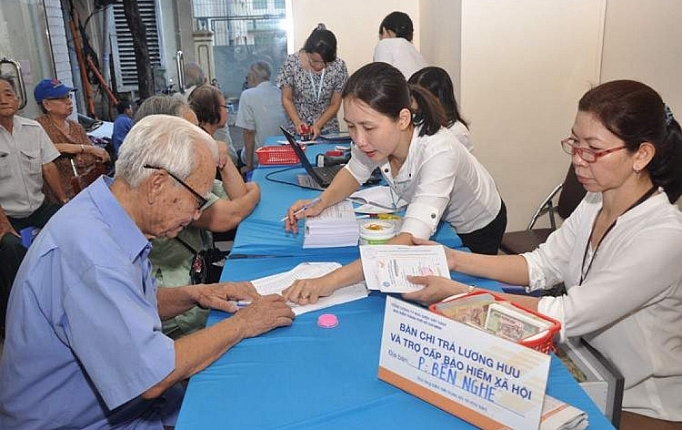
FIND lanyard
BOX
[579,184,658,285]
[307,68,326,102]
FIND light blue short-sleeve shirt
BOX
[0,177,179,430]
[235,81,286,164]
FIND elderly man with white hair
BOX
[0,115,294,430]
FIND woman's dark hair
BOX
[409,66,468,129]
[302,24,337,64]
[579,79,682,202]
[342,62,445,137]
[116,99,131,115]
[188,84,223,126]
[379,11,414,41]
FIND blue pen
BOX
[232,300,251,309]
[280,197,321,222]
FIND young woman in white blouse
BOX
[282,62,506,302]
[409,66,474,153]
[373,11,427,80]
[403,80,682,430]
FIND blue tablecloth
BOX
[231,137,462,257]
[176,256,614,430]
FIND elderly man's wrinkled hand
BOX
[194,281,259,313]
[233,294,295,337]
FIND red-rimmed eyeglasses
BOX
[561,138,627,163]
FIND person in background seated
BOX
[282,62,505,304]
[0,75,66,338]
[189,84,246,183]
[0,210,25,340]
[135,95,261,338]
[409,66,473,153]
[374,11,427,79]
[112,99,134,154]
[235,60,286,176]
[403,80,682,430]
[277,24,348,140]
[34,78,110,202]
[0,114,294,429]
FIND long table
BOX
[229,137,462,257]
[176,135,613,429]
[175,256,615,429]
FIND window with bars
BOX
[110,0,163,92]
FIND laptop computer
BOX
[280,126,343,188]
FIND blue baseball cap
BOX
[34,78,76,103]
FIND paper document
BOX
[360,245,450,293]
[540,394,588,430]
[303,200,359,248]
[349,186,408,214]
[251,262,368,315]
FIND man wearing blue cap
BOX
[0,75,67,338]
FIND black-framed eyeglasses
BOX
[144,164,210,211]
[561,137,627,163]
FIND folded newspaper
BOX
[540,394,588,430]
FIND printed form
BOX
[360,245,450,293]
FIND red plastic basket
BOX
[429,291,561,354]
[256,145,305,165]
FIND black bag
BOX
[176,237,229,285]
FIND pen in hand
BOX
[232,300,251,308]
[280,197,322,222]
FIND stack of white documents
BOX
[303,200,359,248]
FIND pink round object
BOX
[317,313,339,328]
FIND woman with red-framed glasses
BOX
[404,80,682,430]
